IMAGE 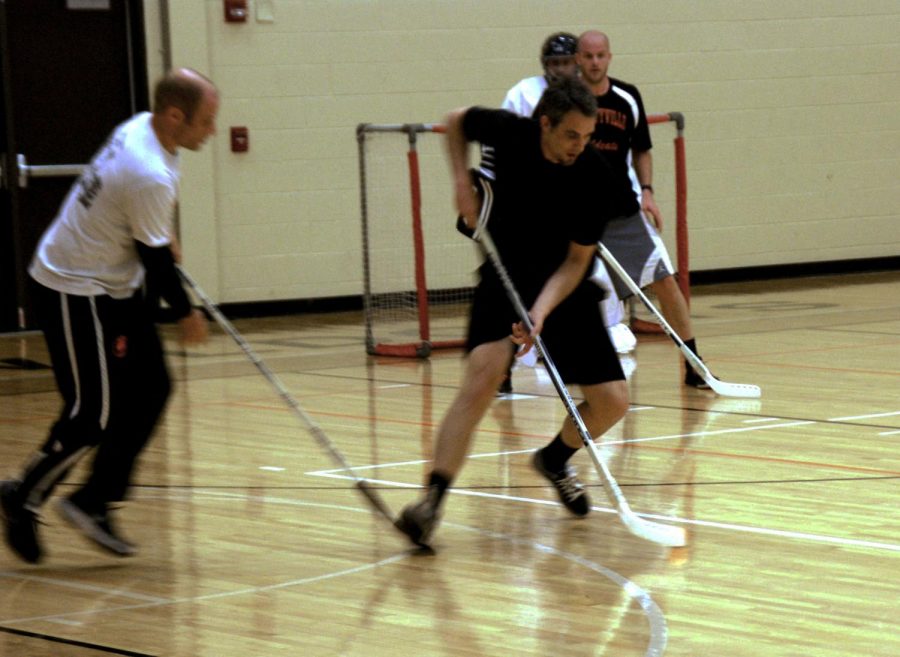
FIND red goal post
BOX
[357,114,689,358]
[358,122,475,358]
[648,112,690,303]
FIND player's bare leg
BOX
[650,275,709,388]
[532,379,628,515]
[650,275,692,338]
[396,339,511,546]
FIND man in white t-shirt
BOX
[1,68,217,563]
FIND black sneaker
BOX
[684,366,711,390]
[1,479,43,563]
[497,372,513,396]
[395,494,441,548]
[531,450,590,517]
[57,497,136,557]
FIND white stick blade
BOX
[708,379,762,398]
[622,513,687,547]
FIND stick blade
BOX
[708,379,762,398]
[621,512,687,547]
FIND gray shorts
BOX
[601,211,675,299]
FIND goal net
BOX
[358,123,480,357]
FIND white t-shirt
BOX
[501,75,548,118]
[29,112,180,299]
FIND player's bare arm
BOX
[513,241,596,351]
[633,149,663,229]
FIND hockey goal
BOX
[357,114,689,357]
[358,123,479,357]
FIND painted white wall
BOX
[155,0,899,302]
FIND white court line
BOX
[497,392,538,400]
[743,417,782,424]
[306,416,899,554]
[639,512,900,553]
[829,410,900,422]
[878,430,900,436]
[312,470,900,554]
[1,491,669,657]
[2,554,409,626]
[0,572,168,603]
[378,384,411,390]
[305,421,817,476]
[47,618,84,627]
[581,421,816,448]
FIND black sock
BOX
[684,338,699,367]
[539,434,579,472]
[427,471,452,505]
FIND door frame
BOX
[0,0,150,331]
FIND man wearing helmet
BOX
[501,32,579,117]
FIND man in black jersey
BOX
[578,30,711,389]
[395,78,630,547]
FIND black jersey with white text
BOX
[462,107,628,301]
[590,77,652,205]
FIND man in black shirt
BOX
[396,78,630,547]
[578,30,711,388]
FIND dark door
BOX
[0,0,148,331]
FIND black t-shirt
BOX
[463,107,627,300]
[590,77,652,206]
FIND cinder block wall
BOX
[160,1,900,302]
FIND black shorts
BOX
[466,278,624,386]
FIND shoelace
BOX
[555,467,584,502]
[15,510,45,530]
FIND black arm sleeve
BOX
[134,240,192,320]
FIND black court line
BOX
[118,475,900,495]
[0,625,156,657]
[0,357,50,369]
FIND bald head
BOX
[578,30,610,53]
[153,68,218,123]
[151,68,219,153]
[576,31,613,91]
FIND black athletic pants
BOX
[17,282,171,511]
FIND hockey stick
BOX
[598,243,761,399]
[477,230,686,547]
[176,266,399,528]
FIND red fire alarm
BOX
[230,127,249,153]
[224,0,247,22]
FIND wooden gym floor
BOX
[1,271,898,656]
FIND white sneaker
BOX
[518,344,538,367]
[607,323,637,354]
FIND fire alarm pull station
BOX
[224,0,247,23]
[231,127,249,153]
